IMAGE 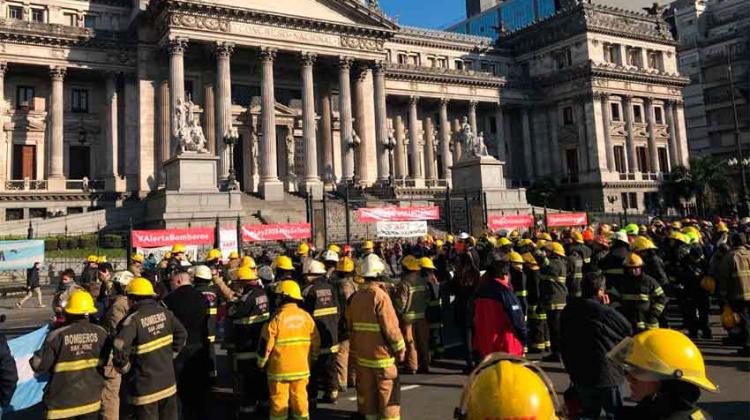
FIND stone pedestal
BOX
[146,153,242,227]
[451,155,530,230]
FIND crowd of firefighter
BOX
[11,216,750,420]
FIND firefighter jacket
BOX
[569,243,593,266]
[666,243,692,286]
[302,278,340,354]
[509,266,528,315]
[566,253,584,299]
[473,276,526,357]
[346,281,405,369]
[395,271,430,323]
[113,299,188,406]
[424,271,443,331]
[257,303,320,382]
[617,273,667,331]
[329,272,357,340]
[31,320,109,419]
[193,280,218,344]
[642,250,670,288]
[540,256,568,311]
[598,244,630,299]
[718,246,750,302]
[226,283,270,360]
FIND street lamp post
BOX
[727,49,750,217]
[607,194,619,224]
[223,127,239,191]
[384,134,396,186]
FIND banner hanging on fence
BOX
[131,227,214,248]
[547,212,588,227]
[487,215,534,230]
[356,206,440,223]
[0,240,44,272]
[219,228,238,259]
[241,223,311,242]
[376,221,428,238]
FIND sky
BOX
[379,0,665,30]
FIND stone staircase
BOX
[0,202,144,236]
[240,192,308,225]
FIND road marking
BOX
[347,384,420,401]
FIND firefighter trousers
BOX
[355,364,400,420]
[335,340,356,390]
[236,357,267,412]
[54,412,99,420]
[547,309,563,355]
[268,378,309,420]
[100,365,121,420]
[309,352,338,400]
[401,319,430,372]
[132,394,177,420]
[528,309,550,352]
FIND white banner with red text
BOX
[546,212,588,227]
[487,215,535,231]
[241,223,311,242]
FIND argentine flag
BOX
[1,325,49,414]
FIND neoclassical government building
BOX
[0,0,690,221]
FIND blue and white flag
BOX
[2,325,49,414]
[0,240,45,272]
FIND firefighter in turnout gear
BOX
[331,255,358,391]
[524,252,549,353]
[31,290,109,420]
[619,253,667,332]
[421,256,445,360]
[540,242,568,361]
[633,236,670,327]
[599,231,631,301]
[395,255,432,374]
[226,266,270,417]
[346,254,406,420]
[112,278,188,420]
[192,265,219,379]
[301,259,341,404]
[508,251,528,318]
[569,231,593,267]
[257,280,320,420]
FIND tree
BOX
[526,176,558,208]
[660,155,730,215]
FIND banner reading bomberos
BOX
[132,227,214,261]
[376,221,428,238]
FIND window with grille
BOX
[31,8,43,23]
[636,146,649,172]
[654,107,664,124]
[633,104,643,123]
[614,146,626,174]
[16,86,34,110]
[610,102,621,121]
[563,107,574,125]
[658,148,669,173]
[8,5,22,20]
[71,89,89,113]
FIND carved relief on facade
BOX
[610,121,626,136]
[632,123,648,138]
[169,14,230,32]
[340,35,385,51]
[558,125,579,145]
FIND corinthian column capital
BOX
[167,38,188,55]
[259,47,277,63]
[49,66,66,80]
[300,52,317,67]
[338,56,354,70]
[215,42,235,58]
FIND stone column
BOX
[644,98,658,173]
[0,63,6,188]
[600,94,614,171]
[408,96,424,186]
[521,107,534,178]
[158,80,170,186]
[353,67,368,184]
[300,52,322,198]
[168,38,187,156]
[468,100,478,136]
[673,101,690,167]
[103,72,120,190]
[393,113,406,180]
[575,101,590,173]
[423,115,436,182]
[373,61,390,183]
[259,47,283,200]
[494,105,506,161]
[318,82,333,184]
[203,83,216,155]
[665,101,678,171]
[623,95,636,174]
[439,99,453,183]
[48,66,66,186]
[547,105,560,176]
[338,57,354,183]
[215,42,234,181]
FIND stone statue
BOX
[174,97,208,154]
[285,129,296,178]
[349,130,361,150]
[251,130,259,175]
[458,116,490,158]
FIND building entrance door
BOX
[12,144,36,179]
[69,146,90,179]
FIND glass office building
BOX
[447,0,559,37]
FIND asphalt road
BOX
[0,289,747,419]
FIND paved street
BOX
[0,289,747,419]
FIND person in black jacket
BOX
[164,271,210,420]
[16,262,44,309]
[0,325,17,408]
[561,270,632,420]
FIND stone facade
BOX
[0,0,689,222]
